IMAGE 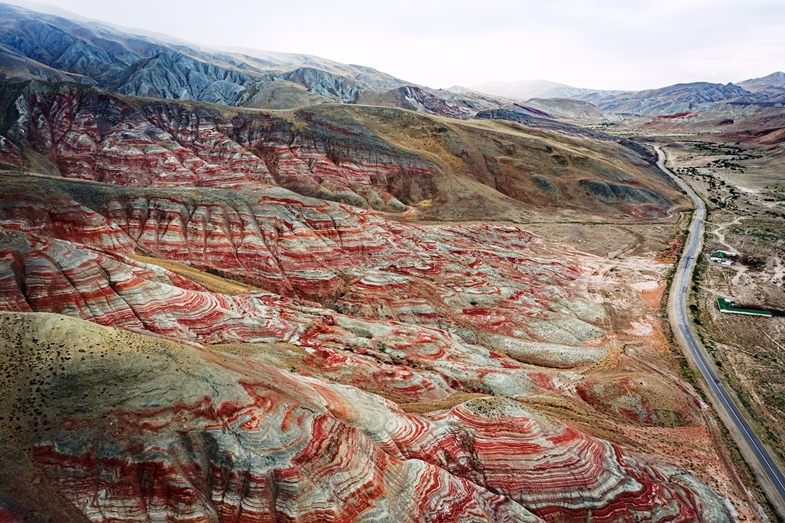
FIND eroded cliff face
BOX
[3,82,434,213]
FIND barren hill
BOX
[0,75,745,519]
[0,80,685,222]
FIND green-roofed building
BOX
[717,298,772,317]
[710,251,735,266]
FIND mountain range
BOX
[466,79,627,103]
[2,2,783,123]
[469,74,785,114]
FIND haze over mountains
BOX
[465,80,627,104]
[0,2,783,522]
[1,1,783,123]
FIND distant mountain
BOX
[0,2,410,105]
[578,82,752,115]
[523,98,604,121]
[3,1,783,123]
[736,72,785,103]
[469,75,785,117]
[466,79,626,102]
[0,3,532,120]
[211,47,409,92]
[738,71,785,92]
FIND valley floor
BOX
[656,136,785,520]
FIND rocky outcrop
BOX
[4,82,433,212]
[0,177,592,366]
[524,98,605,121]
[7,84,274,188]
[0,312,543,523]
[0,192,134,253]
[0,175,592,351]
[475,109,618,142]
[281,67,361,103]
[0,135,20,169]
[394,86,473,119]
[112,50,253,104]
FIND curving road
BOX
[654,145,785,517]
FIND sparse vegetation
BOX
[660,138,785,480]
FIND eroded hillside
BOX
[0,74,765,521]
[0,80,684,223]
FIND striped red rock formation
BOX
[0,83,737,522]
[0,215,739,522]
[0,313,542,523]
[9,84,423,211]
[0,226,529,402]
[17,88,274,188]
[0,193,135,253]
[0,313,731,523]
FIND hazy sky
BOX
[6,0,785,90]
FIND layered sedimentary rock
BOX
[0,205,583,402]
[0,69,742,521]
[0,193,135,253]
[10,86,274,188]
[0,135,20,168]
[3,82,425,212]
[0,313,731,522]
[0,175,587,347]
[360,86,474,119]
[1,81,683,221]
[0,168,738,520]
[0,173,740,522]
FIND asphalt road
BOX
[654,145,785,517]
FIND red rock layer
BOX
[332,222,580,339]
[0,191,735,521]
[0,178,584,345]
[1,313,541,523]
[401,401,720,522]
[0,193,135,253]
[0,84,730,521]
[9,84,426,212]
[0,226,550,403]
[117,190,578,339]
[0,225,733,519]
[0,135,21,168]
[15,87,274,188]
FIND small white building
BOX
[710,251,735,266]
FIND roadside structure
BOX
[710,251,735,266]
[717,298,772,317]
